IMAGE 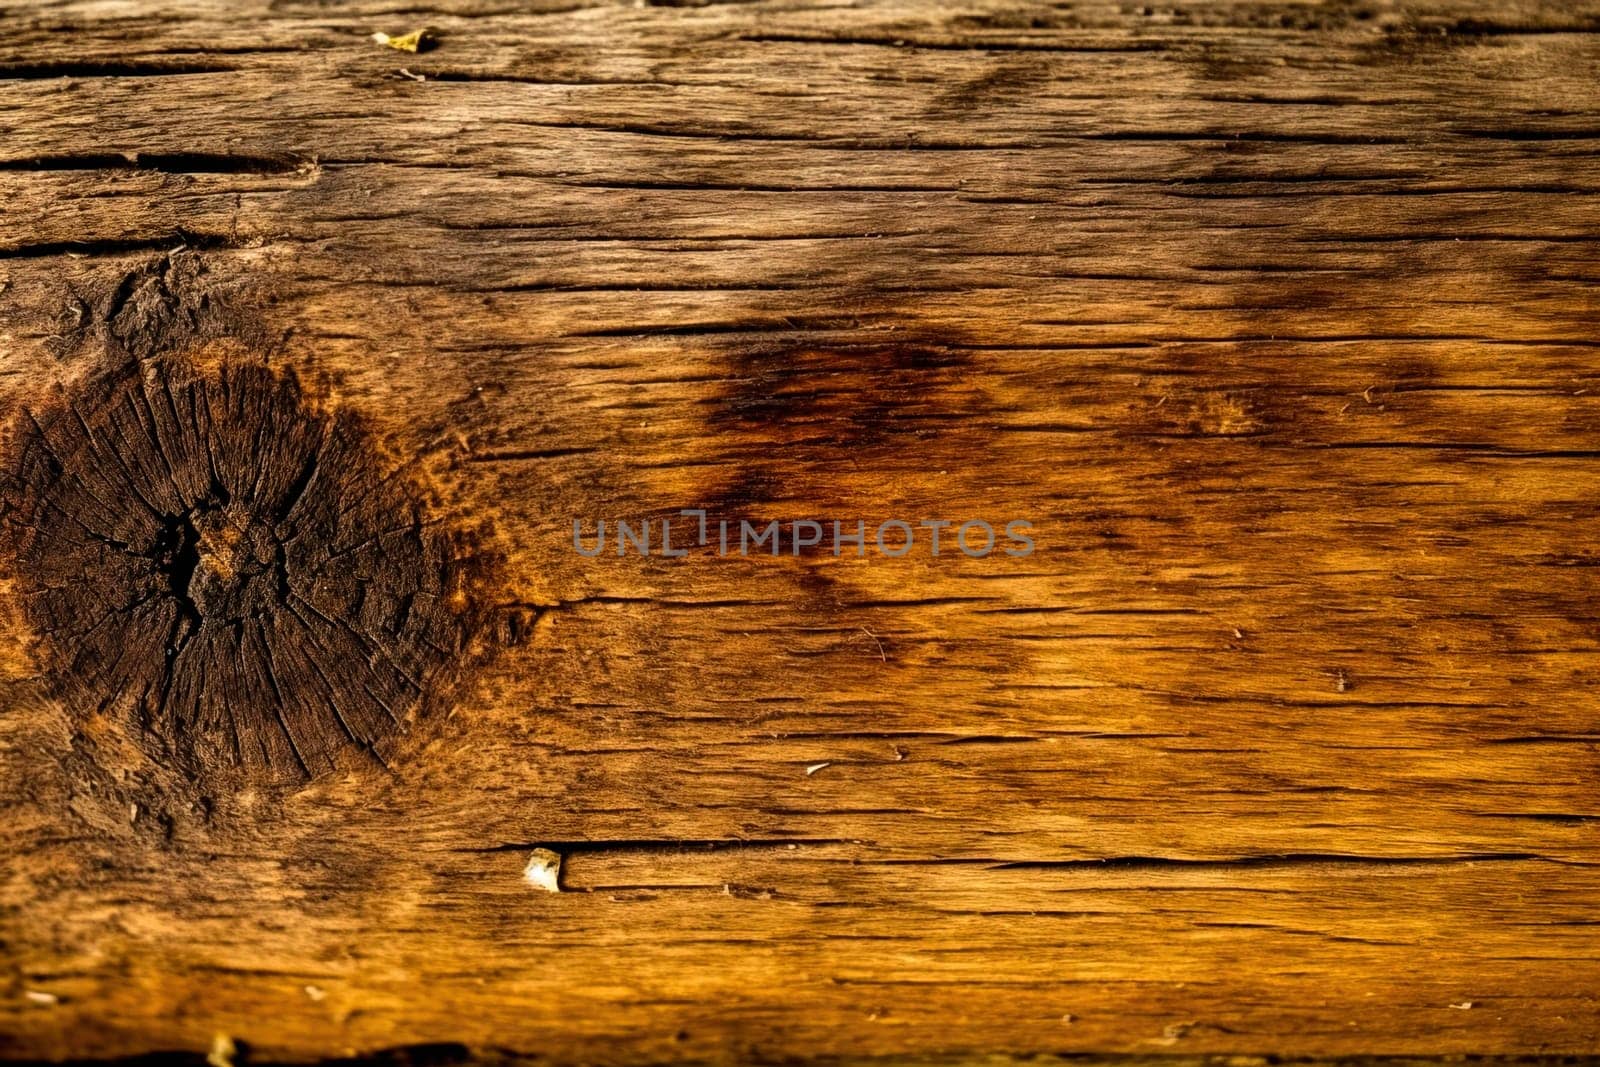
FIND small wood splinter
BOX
[372,27,438,54]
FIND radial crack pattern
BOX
[1,360,475,784]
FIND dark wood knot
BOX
[1,359,477,785]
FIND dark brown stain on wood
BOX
[710,340,981,474]
[0,356,482,787]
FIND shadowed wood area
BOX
[1,0,1599,1062]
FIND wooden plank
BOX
[1,0,1598,1061]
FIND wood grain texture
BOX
[1,0,1598,1061]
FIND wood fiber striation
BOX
[0,358,477,784]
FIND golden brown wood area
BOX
[2,0,1599,1062]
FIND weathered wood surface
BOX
[2,0,1599,1061]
